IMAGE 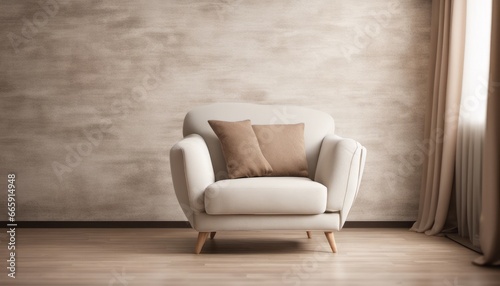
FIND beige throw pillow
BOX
[252,123,309,177]
[208,120,273,179]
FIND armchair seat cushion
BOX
[204,177,327,215]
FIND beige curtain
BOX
[411,0,466,235]
[474,1,500,266]
[455,0,492,249]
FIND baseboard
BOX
[445,233,482,254]
[1,221,191,228]
[2,221,414,228]
[343,221,414,228]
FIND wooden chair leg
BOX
[306,231,312,239]
[195,232,209,254]
[324,232,337,253]
[210,232,216,239]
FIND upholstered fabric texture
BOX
[204,177,327,215]
[170,134,215,219]
[253,123,309,177]
[192,213,341,232]
[208,119,272,179]
[171,103,367,231]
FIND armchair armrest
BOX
[170,134,215,224]
[314,134,367,228]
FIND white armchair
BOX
[170,103,366,254]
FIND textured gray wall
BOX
[0,0,431,221]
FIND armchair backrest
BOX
[183,103,334,180]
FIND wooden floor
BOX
[0,228,498,285]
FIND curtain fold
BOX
[474,0,500,266]
[411,0,499,267]
[456,121,483,247]
[411,0,466,235]
[455,0,491,249]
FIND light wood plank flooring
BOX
[0,228,498,285]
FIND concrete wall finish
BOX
[0,0,431,221]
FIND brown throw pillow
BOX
[252,123,309,177]
[208,120,273,179]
